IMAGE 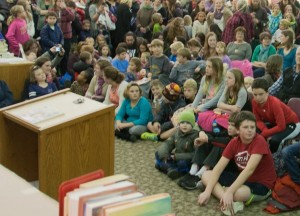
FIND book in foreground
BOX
[61,173,173,216]
[100,193,172,216]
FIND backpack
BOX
[231,60,254,77]
[264,175,300,214]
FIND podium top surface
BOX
[3,91,112,131]
[0,165,58,215]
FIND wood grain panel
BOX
[39,107,115,199]
[0,91,115,200]
[0,63,33,101]
[0,112,38,181]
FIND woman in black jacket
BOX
[114,0,132,48]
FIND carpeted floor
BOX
[114,138,300,216]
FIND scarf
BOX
[258,44,271,63]
[214,6,224,20]
[96,77,105,96]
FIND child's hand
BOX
[198,191,211,206]
[153,122,161,134]
[199,131,208,143]
[220,191,234,215]
[195,67,200,73]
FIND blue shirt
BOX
[112,58,129,73]
[29,83,57,99]
[277,47,297,71]
[115,97,153,126]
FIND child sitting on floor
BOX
[252,78,300,153]
[198,111,277,215]
[70,70,93,96]
[155,110,198,180]
[178,112,239,190]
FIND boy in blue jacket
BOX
[40,12,64,53]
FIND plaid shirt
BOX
[269,66,300,96]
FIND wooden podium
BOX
[0,90,115,199]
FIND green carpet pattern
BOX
[114,138,300,216]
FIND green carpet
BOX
[114,138,300,216]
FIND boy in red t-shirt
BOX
[252,78,300,153]
[198,111,277,216]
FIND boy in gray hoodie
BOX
[169,48,206,86]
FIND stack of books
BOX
[59,171,173,216]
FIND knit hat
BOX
[162,82,181,101]
[179,110,195,127]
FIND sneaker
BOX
[167,168,184,180]
[178,174,200,190]
[129,134,137,142]
[155,163,169,174]
[221,201,244,216]
[141,132,158,141]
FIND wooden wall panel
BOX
[0,62,32,101]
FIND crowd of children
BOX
[1,0,300,215]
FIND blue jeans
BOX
[282,142,300,184]
[155,152,191,174]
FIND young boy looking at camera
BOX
[155,110,198,180]
[198,111,276,216]
[147,39,172,85]
[40,11,64,53]
[169,48,205,86]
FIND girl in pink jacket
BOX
[6,5,30,56]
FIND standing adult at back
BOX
[247,0,268,50]
[222,0,254,44]
[114,0,132,47]
[31,0,54,37]
[206,0,232,32]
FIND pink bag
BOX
[197,110,229,132]
[231,60,253,77]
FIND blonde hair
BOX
[184,15,192,26]
[170,41,184,51]
[7,5,24,25]
[152,13,162,24]
[216,41,227,54]
[183,79,197,91]
[120,0,132,6]
[151,39,164,47]
[202,57,224,94]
